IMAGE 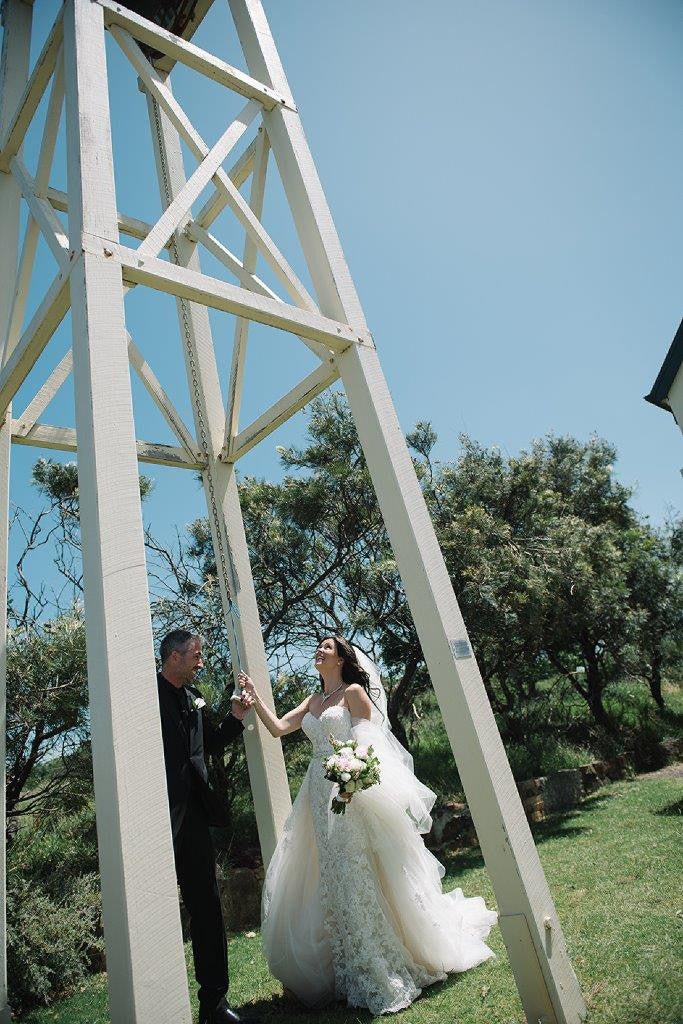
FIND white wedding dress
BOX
[261,704,497,1015]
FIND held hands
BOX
[230,696,251,721]
[237,670,257,702]
[230,671,256,721]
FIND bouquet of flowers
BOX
[324,735,380,815]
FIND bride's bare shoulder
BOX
[344,684,372,713]
[344,683,365,696]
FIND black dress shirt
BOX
[157,673,244,839]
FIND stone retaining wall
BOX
[426,736,682,852]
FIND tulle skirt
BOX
[261,719,497,1014]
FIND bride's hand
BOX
[237,671,257,702]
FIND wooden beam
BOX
[187,223,330,365]
[113,27,316,312]
[0,6,64,171]
[48,187,157,244]
[0,4,33,1018]
[152,0,215,74]
[63,2,191,1019]
[14,348,73,433]
[230,1,366,326]
[48,128,257,241]
[225,128,269,443]
[96,0,288,109]
[4,49,64,361]
[11,331,202,460]
[187,221,279,298]
[10,156,70,267]
[0,264,71,414]
[30,48,64,206]
[194,134,258,230]
[109,241,365,353]
[227,358,339,463]
[10,420,206,469]
[137,99,260,260]
[127,335,198,459]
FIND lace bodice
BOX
[301,704,353,755]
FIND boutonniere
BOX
[190,695,206,711]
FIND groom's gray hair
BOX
[159,629,201,665]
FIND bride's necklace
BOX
[320,681,345,706]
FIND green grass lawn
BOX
[21,773,683,1024]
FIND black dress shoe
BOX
[199,998,261,1024]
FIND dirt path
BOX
[638,761,683,781]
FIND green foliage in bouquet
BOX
[323,736,381,815]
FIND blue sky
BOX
[5,0,682,598]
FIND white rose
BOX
[325,757,336,769]
[351,758,365,772]
[341,771,351,782]
[338,747,354,758]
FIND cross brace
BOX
[9,419,206,469]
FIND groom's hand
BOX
[230,687,254,721]
[230,700,248,721]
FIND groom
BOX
[157,629,255,1024]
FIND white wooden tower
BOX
[0,2,587,1022]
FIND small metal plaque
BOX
[450,638,472,660]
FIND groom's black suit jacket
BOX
[157,673,244,840]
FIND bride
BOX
[237,635,497,1016]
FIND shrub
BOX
[505,739,596,781]
[7,872,103,1015]
[15,803,99,890]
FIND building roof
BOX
[644,318,683,413]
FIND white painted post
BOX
[227,2,586,1022]
[0,3,32,1019]
[62,2,191,1021]
[146,90,292,866]
[225,127,269,446]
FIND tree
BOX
[6,610,90,828]
[624,521,683,708]
[5,459,153,832]
[148,397,681,744]
[9,403,681,831]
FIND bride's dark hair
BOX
[319,635,385,720]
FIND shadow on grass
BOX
[655,797,683,817]
[243,991,371,1022]
[243,971,464,1022]
[438,793,612,875]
